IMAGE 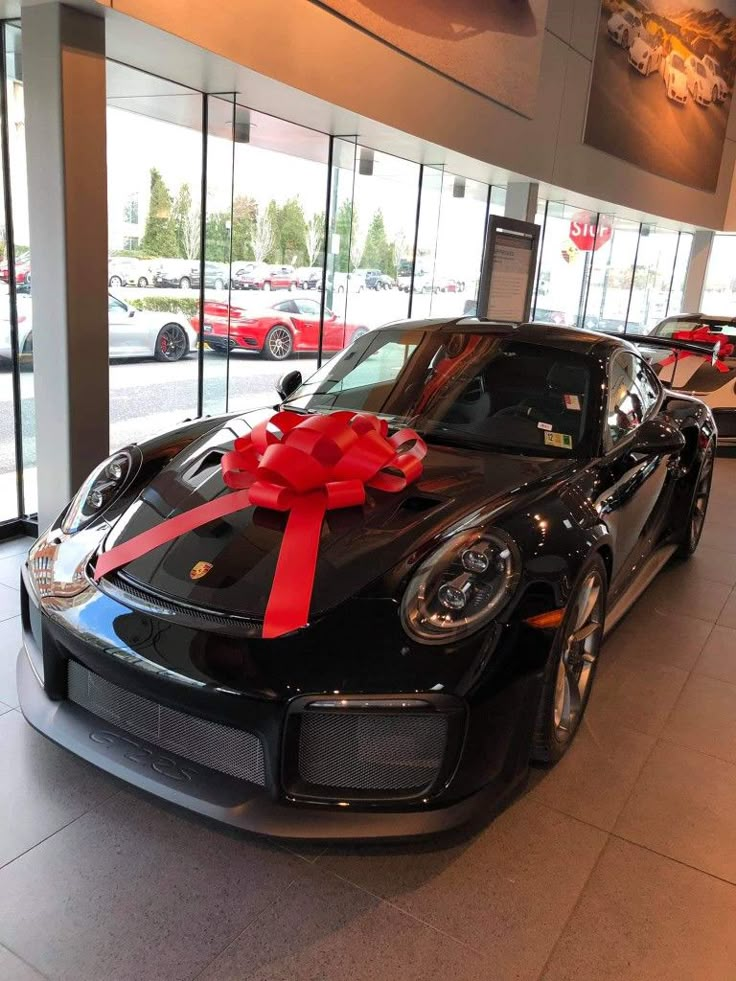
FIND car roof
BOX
[372,317,629,358]
[661,312,736,325]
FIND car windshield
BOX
[623,11,635,24]
[284,328,593,456]
[672,54,685,71]
[696,62,706,77]
[642,31,657,46]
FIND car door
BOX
[108,295,139,357]
[597,351,672,580]
[291,298,326,351]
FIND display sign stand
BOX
[476,215,540,323]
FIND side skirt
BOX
[603,544,677,637]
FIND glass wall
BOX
[532,204,693,335]
[0,21,34,525]
[702,235,736,315]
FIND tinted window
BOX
[606,352,658,446]
[295,299,320,316]
[274,300,299,314]
[285,328,594,456]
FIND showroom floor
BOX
[3,462,736,980]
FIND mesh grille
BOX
[67,660,265,786]
[298,711,448,792]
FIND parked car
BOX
[661,51,689,104]
[0,256,30,289]
[231,261,268,290]
[607,8,643,49]
[0,282,32,361]
[263,265,298,291]
[192,292,368,360]
[685,56,712,106]
[356,268,385,290]
[436,276,466,293]
[701,54,728,103]
[153,259,200,290]
[628,30,663,76]
[18,320,716,839]
[333,271,366,294]
[645,313,736,443]
[108,257,154,289]
[295,266,322,290]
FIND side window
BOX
[108,297,127,315]
[295,299,320,316]
[634,356,660,416]
[606,352,646,446]
[654,318,698,339]
[274,300,299,314]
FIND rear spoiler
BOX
[627,334,721,366]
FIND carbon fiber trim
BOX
[67,660,265,785]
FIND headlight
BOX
[401,529,520,645]
[61,447,140,535]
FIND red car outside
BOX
[0,259,30,286]
[192,295,369,360]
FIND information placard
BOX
[477,216,540,324]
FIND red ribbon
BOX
[660,327,734,374]
[94,411,426,639]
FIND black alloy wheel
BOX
[677,441,714,558]
[154,323,189,362]
[262,324,293,361]
[532,553,607,763]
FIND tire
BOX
[532,553,608,764]
[154,323,189,362]
[137,277,149,288]
[214,278,225,291]
[179,277,191,290]
[676,440,714,558]
[262,324,293,361]
[109,276,122,287]
[263,281,272,291]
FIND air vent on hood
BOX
[186,449,225,481]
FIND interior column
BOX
[681,230,713,314]
[22,2,109,528]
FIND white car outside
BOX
[108,257,155,288]
[607,8,643,49]
[332,271,366,294]
[660,51,689,104]
[0,291,197,363]
[628,31,663,76]
[685,56,712,105]
[701,55,728,103]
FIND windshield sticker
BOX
[563,394,581,411]
[537,421,553,432]
[544,431,573,450]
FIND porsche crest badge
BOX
[189,561,213,581]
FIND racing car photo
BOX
[17,320,716,839]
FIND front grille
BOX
[67,660,265,785]
[298,711,448,793]
[97,571,261,635]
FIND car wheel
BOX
[262,324,293,361]
[531,553,607,763]
[154,323,189,362]
[214,278,225,291]
[337,285,345,293]
[179,277,191,290]
[109,275,122,287]
[676,440,714,558]
[263,281,271,291]
[137,277,148,288]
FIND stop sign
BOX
[569,212,612,252]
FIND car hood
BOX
[608,14,626,29]
[99,409,574,625]
[630,38,651,56]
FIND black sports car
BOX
[17,320,716,839]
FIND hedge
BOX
[128,296,199,317]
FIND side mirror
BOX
[631,416,686,455]
[276,369,302,401]
[128,308,135,318]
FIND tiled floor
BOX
[3,460,736,980]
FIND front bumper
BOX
[16,561,544,840]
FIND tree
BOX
[273,197,308,265]
[141,168,178,258]
[333,200,354,273]
[305,212,325,267]
[172,183,200,260]
[360,210,391,271]
[252,209,276,263]
[231,195,258,262]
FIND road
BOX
[586,17,729,191]
[0,284,465,515]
